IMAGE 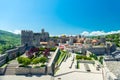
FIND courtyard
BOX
[54,53,103,80]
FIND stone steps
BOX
[4,62,18,75]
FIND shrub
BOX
[41,64,46,67]
[43,48,50,57]
[76,55,92,60]
[50,47,57,51]
[23,58,31,66]
[39,47,45,51]
[75,52,83,54]
[99,56,104,64]
[76,55,82,60]
[17,57,24,64]
[39,57,47,64]
[32,58,40,64]
[90,53,98,60]
[17,57,31,66]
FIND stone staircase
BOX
[5,60,18,75]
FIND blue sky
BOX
[0,0,120,35]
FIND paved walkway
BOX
[0,75,52,80]
[54,53,103,80]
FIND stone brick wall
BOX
[15,67,46,75]
[5,45,26,60]
[0,45,26,66]
[15,67,30,75]
[0,65,7,75]
[0,54,7,66]
[47,48,60,75]
[87,47,106,55]
[0,59,6,66]
[31,67,46,75]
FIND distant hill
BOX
[0,30,20,45]
[0,30,21,54]
[90,33,120,47]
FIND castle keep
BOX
[21,29,49,46]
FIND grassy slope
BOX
[0,30,20,45]
[0,30,21,54]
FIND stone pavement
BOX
[54,53,103,80]
[0,75,52,80]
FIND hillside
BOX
[105,33,120,47]
[91,33,120,47]
[0,30,21,54]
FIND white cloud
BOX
[81,31,89,36]
[9,30,21,34]
[89,31,105,36]
[81,30,120,36]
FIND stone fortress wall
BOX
[0,45,26,66]
[86,43,116,55]
[87,47,107,55]
[0,45,26,74]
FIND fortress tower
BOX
[21,30,33,46]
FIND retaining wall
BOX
[103,61,118,80]
[15,67,46,75]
